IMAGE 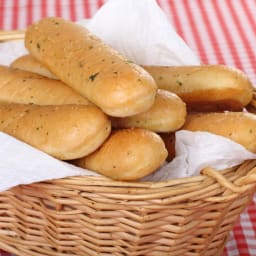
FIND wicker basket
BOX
[0,31,256,256]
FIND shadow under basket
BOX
[0,31,256,256]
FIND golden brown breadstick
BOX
[74,128,168,181]
[182,111,256,152]
[25,17,157,117]
[11,54,58,79]
[110,89,187,132]
[0,65,89,105]
[159,132,176,162]
[144,65,253,112]
[0,103,111,160]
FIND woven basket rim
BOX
[8,160,256,201]
[0,29,25,42]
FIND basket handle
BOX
[235,166,256,186]
[201,167,256,202]
[201,167,253,193]
[0,30,25,41]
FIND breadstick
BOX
[182,111,256,152]
[0,65,89,105]
[0,103,111,160]
[11,54,58,79]
[74,128,168,181]
[159,132,176,162]
[144,65,253,112]
[111,89,186,132]
[25,17,157,117]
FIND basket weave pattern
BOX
[0,32,256,256]
[0,161,255,256]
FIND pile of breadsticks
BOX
[0,17,255,181]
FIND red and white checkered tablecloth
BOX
[0,0,256,255]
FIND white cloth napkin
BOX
[0,132,98,192]
[85,0,200,66]
[0,40,28,65]
[142,131,256,181]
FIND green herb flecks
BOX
[176,80,183,86]
[88,72,99,82]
